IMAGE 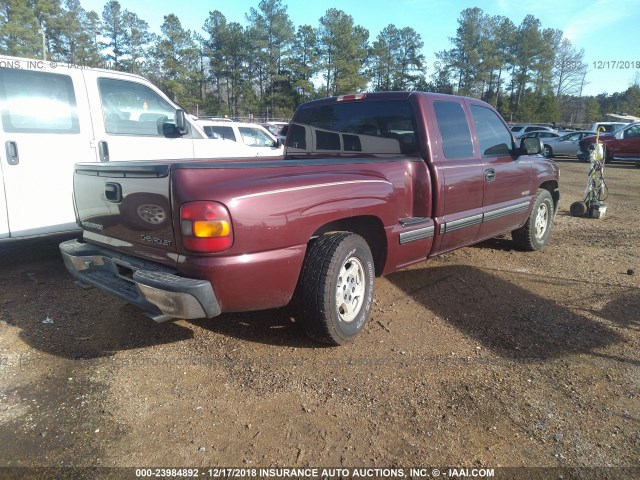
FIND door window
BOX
[624,125,640,138]
[98,78,177,136]
[0,69,79,133]
[206,125,236,141]
[238,127,274,147]
[433,101,474,159]
[470,104,513,156]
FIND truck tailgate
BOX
[73,163,176,253]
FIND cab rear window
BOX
[288,100,418,154]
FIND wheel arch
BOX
[310,215,387,276]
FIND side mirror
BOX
[274,138,282,148]
[519,137,543,156]
[175,109,188,136]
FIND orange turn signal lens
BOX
[193,220,230,238]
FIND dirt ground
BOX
[0,159,638,478]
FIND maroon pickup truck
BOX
[60,92,559,345]
[578,122,640,165]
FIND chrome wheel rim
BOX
[534,203,549,239]
[336,256,366,323]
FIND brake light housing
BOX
[336,93,366,102]
[180,201,233,252]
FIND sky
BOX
[80,0,640,97]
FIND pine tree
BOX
[287,24,320,102]
[202,10,230,113]
[122,9,153,74]
[0,0,41,58]
[57,0,101,66]
[369,25,425,91]
[246,0,294,116]
[318,8,369,96]
[153,14,200,110]
[101,0,125,69]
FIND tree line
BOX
[1,0,638,123]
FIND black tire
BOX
[298,232,375,345]
[512,189,554,251]
[570,201,587,217]
[542,145,552,158]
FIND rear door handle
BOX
[5,141,19,165]
[98,141,110,162]
[484,168,496,182]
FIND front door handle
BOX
[98,141,110,162]
[484,168,496,182]
[5,141,19,165]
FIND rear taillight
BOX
[180,201,233,252]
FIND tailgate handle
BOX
[5,141,19,165]
[104,183,122,203]
[98,141,110,162]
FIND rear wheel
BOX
[512,189,554,251]
[298,232,375,345]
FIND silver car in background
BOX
[541,131,595,158]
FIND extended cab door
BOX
[468,103,532,240]
[0,63,95,238]
[428,99,484,255]
[83,70,195,162]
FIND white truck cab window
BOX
[238,127,274,147]
[98,78,177,136]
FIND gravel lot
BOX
[0,159,638,479]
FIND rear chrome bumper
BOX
[59,239,220,322]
